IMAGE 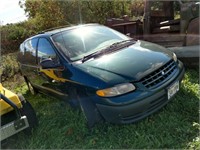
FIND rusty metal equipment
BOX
[106,0,199,68]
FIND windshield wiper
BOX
[109,39,137,48]
[82,39,137,63]
[82,50,104,63]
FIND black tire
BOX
[25,78,37,95]
[18,95,38,134]
[75,90,104,128]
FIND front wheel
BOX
[69,89,104,128]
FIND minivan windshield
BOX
[52,25,130,61]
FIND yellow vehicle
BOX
[0,83,37,141]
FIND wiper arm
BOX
[100,38,137,55]
[109,39,137,48]
[82,39,137,63]
[82,50,104,63]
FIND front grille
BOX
[141,60,176,89]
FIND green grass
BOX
[2,69,199,149]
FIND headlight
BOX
[96,83,136,97]
[173,53,177,62]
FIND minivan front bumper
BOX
[96,62,185,124]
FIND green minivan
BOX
[18,24,185,127]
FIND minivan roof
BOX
[24,23,99,42]
[42,23,99,35]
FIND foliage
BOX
[20,0,65,30]
[0,52,20,82]
[20,0,132,27]
[82,0,132,24]
[0,0,133,54]
[1,69,199,149]
[1,0,144,54]
[0,20,39,54]
[1,24,26,54]
[130,0,144,20]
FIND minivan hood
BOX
[77,40,173,84]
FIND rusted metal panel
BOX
[155,19,180,27]
[152,25,180,33]
[143,0,151,35]
[143,34,184,42]
[180,2,198,34]
[142,33,185,47]
[186,17,200,46]
[168,45,199,68]
[159,41,184,47]
[145,1,174,34]
[107,20,143,38]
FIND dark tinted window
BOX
[23,38,38,65]
[37,38,56,63]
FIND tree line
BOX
[1,0,144,54]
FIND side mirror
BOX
[40,58,63,70]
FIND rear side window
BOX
[18,43,25,63]
[37,38,57,63]
[20,43,25,54]
[23,38,38,65]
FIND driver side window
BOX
[37,38,57,63]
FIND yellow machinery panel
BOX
[0,83,22,115]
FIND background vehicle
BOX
[106,0,199,68]
[18,24,184,128]
[0,83,37,141]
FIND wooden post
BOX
[143,0,151,37]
